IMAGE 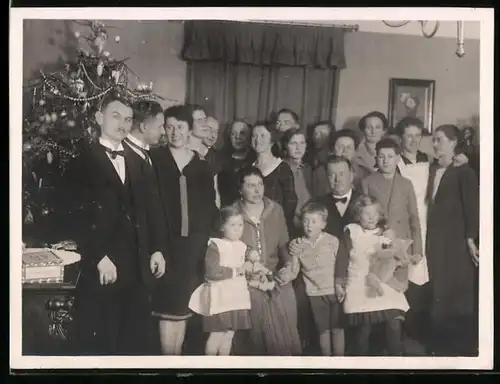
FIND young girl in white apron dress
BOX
[342,195,410,356]
[188,206,252,355]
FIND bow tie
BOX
[101,145,125,159]
[333,196,348,204]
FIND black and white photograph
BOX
[10,8,493,371]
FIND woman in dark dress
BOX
[250,122,298,235]
[426,124,479,356]
[217,120,256,207]
[150,105,218,355]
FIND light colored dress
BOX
[343,223,409,318]
[189,238,251,316]
[397,159,430,286]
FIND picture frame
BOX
[388,78,436,134]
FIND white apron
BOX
[343,224,410,314]
[398,160,430,286]
[189,238,251,316]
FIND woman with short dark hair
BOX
[356,111,389,172]
[150,105,219,355]
[426,124,479,356]
[232,166,301,355]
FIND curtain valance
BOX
[182,20,346,69]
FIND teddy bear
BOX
[243,249,276,292]
[365,236,422,298]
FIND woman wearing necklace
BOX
[425,125,479,357]
[217,120,256,207]
[232,166,301,356]
[250,122,298,235]
[150,105,218,355]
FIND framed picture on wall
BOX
[388,78,436,134]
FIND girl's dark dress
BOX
[150,147,218,321]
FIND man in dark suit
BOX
[312,155,361,356]
[64,95,166,355]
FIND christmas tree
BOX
[22,20,162,240]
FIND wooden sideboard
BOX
[22,265,78,356]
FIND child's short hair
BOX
[218,205,243,229]
[351,195,387,227]
[375,137,402,155]
[300,202,328,222]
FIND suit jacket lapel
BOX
[92,144,125,194]
[124,145,144,208]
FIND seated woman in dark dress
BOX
[250,122,298,235]
[150,105,218,355]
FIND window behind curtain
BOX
[182,21,347,149]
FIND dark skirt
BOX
[309,294,343,333]
[246,283,302,356]
[203,309,251,333]
[346,309,406,327]
[151,233,209,321]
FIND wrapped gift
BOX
[22,248,65,284]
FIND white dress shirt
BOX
[333,188,353,217]
[99,137,126,184]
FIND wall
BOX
[336,31,480,153]
[23,19,187,109]
[23,20,480,151]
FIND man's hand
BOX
[97,256,117,285]
[453,153,469,166]
[335,283,346,303]
[467,238,479,267]
[150,251,166,278]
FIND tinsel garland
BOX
[22,20,164,225]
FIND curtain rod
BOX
[246,20,359,31]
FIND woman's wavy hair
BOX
[280,127,307,159]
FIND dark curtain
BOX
[182,20,346,147]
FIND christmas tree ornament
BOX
[67,120,76,128]
[39,115,46,122]
[51,112,58,122]
[60,110,67,117]
[41,207,50,216]
[44,113,52,123]
[74,31,81,39]
[103,51,110,58]
[39,99,46,106]
[97,61,104,76]
[23,142,32,151]
[93,31,107,55]
[46,151,54,164]
[114,35,120,43]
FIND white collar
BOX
[99,137,124,152]
[253,157,282,177]
[332,188,353,201]
[127,134,149,151]
[302,232,325,247]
